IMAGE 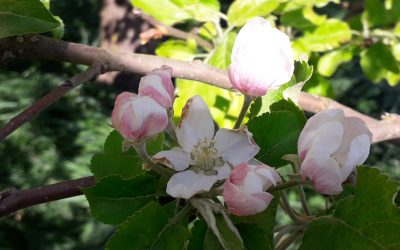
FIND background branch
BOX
[0,63,104,142]
[0,176,95,217]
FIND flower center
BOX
[190,138,224,171]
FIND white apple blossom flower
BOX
[153,95,260,199]
[298,109,372,195]
[228,16,294,96]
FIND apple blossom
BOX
[228,16,294,96]
[138,65,175,109]
[298,109,372,195]
[153,95,260,199]
[223,163,281,216]
[111,92,168,142]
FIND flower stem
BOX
[275,228,304,250]
[273,224,300,246]
[233,95,252,129]
[267,178,304,192]
[279,191,305,223]
[290,163,312,216]
[165,108,177,140]
[133,142,173,177]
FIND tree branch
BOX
[0,63,104,142]
[1,35,399,143]
[0,176,95,217]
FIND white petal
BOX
[214,127,260,166]
[153,147,191,171]
[216,163,232,180]
[255,165,282,187]
[298,109,344,155]
[340,134,371,179]
[166,170,218,199]
[176,96,215,152]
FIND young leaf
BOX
[360,42,400,84]
[130,0,191,25]
[247,100,306,167]
[208,32,236,70]
[82,175,158,225]
[0,0,61,38]
[252,60,312,115]
[188,220,208,250]
[106,202,190,250]
[300,167,400,249]
[317,47,353,77]
[296,19,351,52]
[227,0,281,27]
[156,40,197,61]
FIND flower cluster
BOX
[111,66,174,143]
[110,16,373,218]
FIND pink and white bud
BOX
[111,92,168,142]
[223,163,281,216]
[138,66,175,109]
[298,109,372,195]
[228,17,294,97]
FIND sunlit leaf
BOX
[156,40,197,61]
[296,19,351,52]
[227,0,281,27]
[317,47,353,77]
[131,0,191,25]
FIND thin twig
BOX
[291,163,312,216]
[0,63,104,142]
[233,95,252,129]
[0,176,95,217]
[137,10,213,50]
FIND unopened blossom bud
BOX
[223,163,281,216]
[228,17,294,96]
[138,66,175,109]
[111,92,168,142]
[298,109,372,195]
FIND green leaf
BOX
[227,0,281,27]
[104,130,125,154]
[188,220,208,250]
[296,19,351,52]
[146,133,165,155]
[317,47,353,77]
[208,32,236,70]
[82,175,157,225]
[364,0,400,27]
[252,60,313,115]
[106,202,190,249]
[130,0,191,25]
[281,7,326,30]
[232,192,279,249]
[172,0,220,23]
[156,40,197,61]
[236,224,270,250]
[204,214,243,250]
[300,167,400,249]
[281,0,339,12]
[0,0,61,38]
[90,153,144,180]
[247,100,306,167]
[360,42,400,84]
[303,74,335,98]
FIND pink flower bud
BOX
[138,66,175,109]
[223,163,281,216]
[111,92,168,142]
[298,109,372,195]
[228,17,294,96]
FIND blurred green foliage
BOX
[1,0,400,249]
